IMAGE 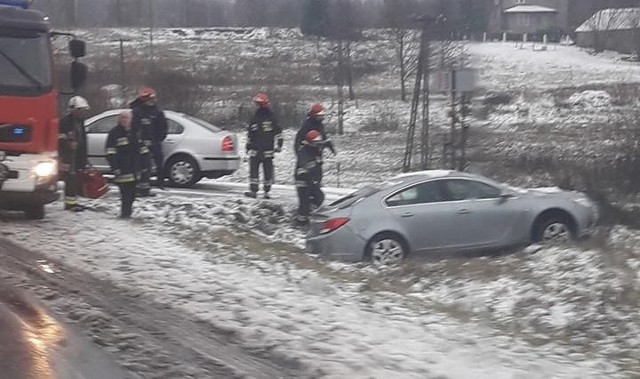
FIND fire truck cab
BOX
[0,0,85,219]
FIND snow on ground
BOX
[2,191,639,377]
[16,29,640,376]
[469,42,640,93]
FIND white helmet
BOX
[68,95,90,110]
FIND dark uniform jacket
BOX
[294,117,335,155]
[294,144,323,187]
[105,124,141,184]
[247,108,283,159]
[130,99,168,148]
[58,113,88,172]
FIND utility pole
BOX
[458,94,471,171]
[419,32,431,170]
[403,14,438,172]
[115,38,131,102]
[148,0,154,61]
[337,39,345,135]
[449,65,457,170]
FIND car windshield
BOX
[184,115,222,133]
[0,27,52,96]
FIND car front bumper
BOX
[306,225,368,262]
[0,189,58,209]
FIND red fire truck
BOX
[0,0,86,219]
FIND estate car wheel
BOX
[24,205,45,220]
[533,215,574,243]
[366,233,407,267]
[166,155,201,188]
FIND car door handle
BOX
[401,212,414,218]
[165,139,175,144]
[458,209,470,214]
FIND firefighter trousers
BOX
[137,151,153,194]
[118,182,136,218]
[151,145,164,183]
[61,170,80,208]
[296,183,324,218]
[249,156,274,194]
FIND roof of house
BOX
[503,5,557,14]
[576,7,640,32]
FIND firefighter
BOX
[58,96,90,212]
[294,130,326,226]
[105,110,140,219]
[294,103,336,155]
[244,93,283,199]
[130,87,168,196]
[294,103,336,186]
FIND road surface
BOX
[0,282,128,379]
[0,238,300,378]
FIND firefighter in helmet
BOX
[105,110,140,219]
[244,92,283,199]
[294,130,326,226]
[292,103,337,198]
[59,96,90,212]
[130,87,168,196]
[294,103,336,156]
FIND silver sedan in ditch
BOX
[85,110,240,187]
[307,171,599,265]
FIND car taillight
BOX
[222,136,234,152]
[320,218,350,234]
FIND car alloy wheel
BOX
[171,161,194,185]
[166,155,200,188]
[370,238,405,266]
[542,222,571,242]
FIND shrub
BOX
[483,92,513,107]
[361,110,401,132]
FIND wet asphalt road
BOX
[0,283,128,379]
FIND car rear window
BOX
[329,180,403,209]
[184,115,222,133]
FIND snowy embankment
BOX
[2,191,637,377]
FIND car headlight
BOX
[34,161,57,177]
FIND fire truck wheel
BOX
[24,205,45,220]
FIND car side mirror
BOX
[69,39,86,58]
[498,191,514,203]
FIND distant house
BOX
[575,8,640,54]
[485,0,640,39]
[503,5,558,34]
[487,0,570,37]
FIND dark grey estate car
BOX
[307,171,599,265]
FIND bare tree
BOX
[327,0,362,134]
[382,0,421,101]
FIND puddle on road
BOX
[0,286,64,379]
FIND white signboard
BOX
[430,69,477,93]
